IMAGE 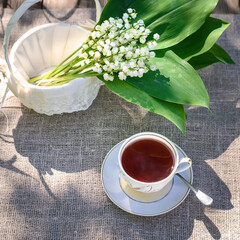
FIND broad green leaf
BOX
[170,17,230,61]
[99,76,186,133]
[188,52,220,70]
[188,44,235,70]
[142,0,219,49]
[126,50,209,108]
[98,0,218,48]
[210,44,235,64]
[99,0,189,25]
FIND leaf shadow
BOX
[0,155,33,178]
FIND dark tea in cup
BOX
[121,137,174,183]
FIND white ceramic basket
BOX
[2,0,102,115]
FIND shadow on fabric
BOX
[9,78,238,239]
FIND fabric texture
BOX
[0,9,239,240]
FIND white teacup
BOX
[118,132,192,193]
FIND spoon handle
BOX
[176,173,213,206]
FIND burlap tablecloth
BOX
[0,8,239,240]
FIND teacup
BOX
[118,132,192,193]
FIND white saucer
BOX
[101,140,193,216]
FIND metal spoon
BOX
[176,173,213,205]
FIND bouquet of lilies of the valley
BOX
[28,0,234,133]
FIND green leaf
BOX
[99,0,219,48]
[99,76,186,133]
[126,49,209,108]
[188,44,235,70]
[100,0,193,25]
[146,0,219,49]
[210,44,235,64]
[170,17,230,61]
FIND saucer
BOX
[101,140,193,216]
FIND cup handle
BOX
[175,157,192,173]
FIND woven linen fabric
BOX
[0,9,239,240]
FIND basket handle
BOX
[3,0,102,77]
[1,0,40,117]
[3,0,41,76]
[95,0,102,23]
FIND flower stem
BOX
[38,71,102,86]
[50,57,83,78]
[44,56,80,79]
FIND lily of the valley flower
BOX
[28,9,160,86]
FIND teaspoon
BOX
[176,173,213,205]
